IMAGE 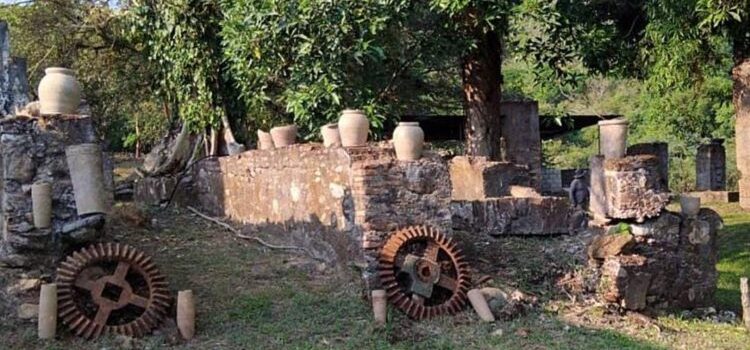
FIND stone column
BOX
[696,139,726,191]
[500,101,542,191]
[589,155,608,223]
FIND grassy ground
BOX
[2,200,750,349]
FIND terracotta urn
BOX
[257,130,275,150]
[321,123,341,148]
[598,119,629,159]
[393,122,424,161]
[338,109,369,147]
[680,195,701,218]
[38,67,81,115]
[270,125,297,147]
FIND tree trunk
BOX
[734,58,750,209]
[460,30,503,161]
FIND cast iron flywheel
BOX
[56,243,171,339]
[378,225,471,319]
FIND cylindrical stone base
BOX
[467,289,495,322]
[65,143,108,215]
[177,290,196,340]
[31,182,52,228]
[38,283,57,339]
[371,289,387,325]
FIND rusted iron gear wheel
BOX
[56,243,171,339]
[378,225,471,320]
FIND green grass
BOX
[3,203,750,349]
[713,203,750,311]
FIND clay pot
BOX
[31,182,52,229]
[598,119,629,159]
[65,144,108,215]
[371,289,387,325]
[38,283,57,339]
[393,122,424,161]
[681,195,701,218]
[177,290,196,340]
[38,67,81,115]
[270,125,298,147]
[338,109,369,147]
[321,123,341,148]
[257,130,274,150]
[467,289,495,322]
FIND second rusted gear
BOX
[378,225,471,319]
[56,243,171,339]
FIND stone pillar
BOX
[628,142,669,191]
[501,101,542,191]
[589,155,608,223]
[696,139,726,191]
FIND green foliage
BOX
[0,1,167,152]
[220,0,411,137]
[128,0,236,131]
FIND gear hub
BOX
[56,243,171,339]
[378,225,471,319]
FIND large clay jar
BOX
[598,119,629,159]
[393,122,424,161]
[338,109,369,147]
[257,130,275,150]
[66,143,108,215]
[31,182,52,229]
[38,67,81,115]
[321,123,341,148]
[270,125,297,147]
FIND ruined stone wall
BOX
[627,142,669,191]
[160,144,452,288]
[587,209,721,310]
[0,117,112,267]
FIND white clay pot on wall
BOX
[393,122,424,161]
[66,143,108,215]
[257,130,275,150]
[31,182,52,229]
[680,195,701,218]
[321,123,341,148]
[338,109,369,147]
[598,118,629,159]
[270,125,298,147]
[38,67,81,115]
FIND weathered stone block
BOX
[451,197,571,236]
[449,156,530,200]
[501,101,542,190]
[604,155,670,221]
[591,210,720,310]
[696,139,726,191]
[628,142,669,190]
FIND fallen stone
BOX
[17,303,38,319]
[587,233,635,260]
[6,277,41,294]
